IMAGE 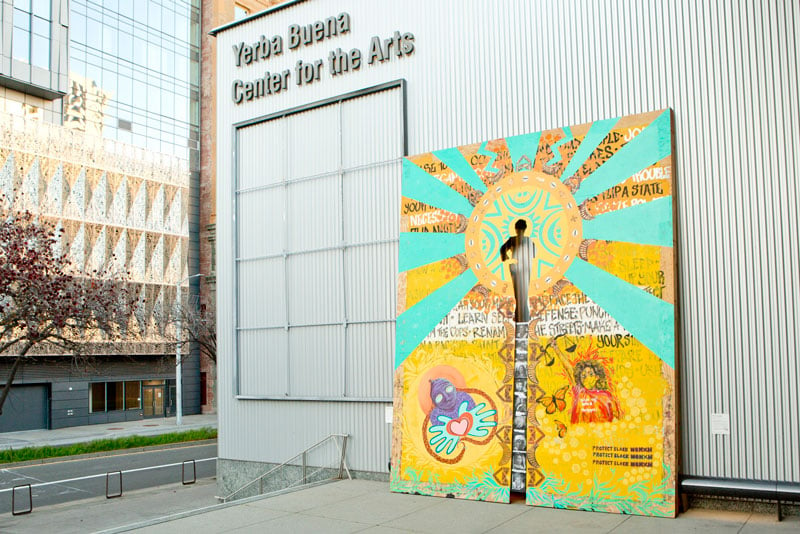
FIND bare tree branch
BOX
[0,205,133,414]
[161,295,216,365]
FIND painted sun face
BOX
[464,171,582,298]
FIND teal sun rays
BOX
[397,110,674,369]
[395,270,478,367]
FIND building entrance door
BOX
[142,385,164,417]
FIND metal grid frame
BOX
[232,80,407,401]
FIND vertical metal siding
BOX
[237,120,287,190]
[218,399,392,474]
[236,258,286,328]
[236,188,285,258]
[341,91,404,168]
[239,329,287,395]
[216,0,800,479]
[345,242,396,323]
[342,163,401,244]
[289,325,345,396]
[286,250,345,325]
[347,322,394,398]
[287,176,342,251]
[287,106,340,179]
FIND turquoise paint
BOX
[402,158,475,217]
[565,258,674,368]
[582,197,673,247]
[399,232,466,272]
[395,270,479,368]
[506,132,542,170]
[477,141,500,174]
[561,117,619,180]
[547,127,574,165]
[573,110,671,204]
[433,148,488,193]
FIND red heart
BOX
[446,413,473,436]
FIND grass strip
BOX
[0,427,217,464]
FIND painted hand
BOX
[428,420,460,455]
[459,401,497,438]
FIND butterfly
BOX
[554,419,567,438]
[536,385,569,414]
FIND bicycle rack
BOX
[12,484,32,515]
[106,471,123,498]
[182,459,196,485]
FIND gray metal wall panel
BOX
[287,105,340,179]
[342,163,401,245]
[237,187,286,259]
[341,91,404,168]
[346,322,393,399]
[217,400,392,474]
[239,329,288,396]
[237,258,286,328]
[289,325,345,396]
[345,242,396,323]
[237,120,287,190]
[216,0,800,480]
[287,176,341,251]
[286,249,345,325]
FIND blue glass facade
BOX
[67,0,200,161]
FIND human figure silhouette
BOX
[501,220,535,322]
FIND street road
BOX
[0,442,216,514]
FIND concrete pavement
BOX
[109,479,799,534]
[0,414,217,452]
[0,478,219,533]
[1,417,797,533]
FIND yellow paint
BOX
[397,338,511,485]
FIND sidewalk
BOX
[112,479,798,534]
[0,414,217,451]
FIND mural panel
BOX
[391,109,677,516]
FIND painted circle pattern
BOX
[464,171,582,297]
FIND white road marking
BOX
[0,457,217,494]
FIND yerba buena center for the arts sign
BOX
[392,109,677,517]
[230,12,415,104]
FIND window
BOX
[106,381,124,410]
[89,380,145,412]
[234,5,249,20]
[125,381,141,409]
[90,383,105,412]
[14,0,51,69]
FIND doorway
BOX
[142,382,165,418]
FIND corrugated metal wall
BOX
[216,0,800,480]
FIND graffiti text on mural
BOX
[427,303,506,341]
[534,301,626,337]
[591,445,653,468]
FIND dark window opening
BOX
[125,381,141,409]
[90,383,105,413]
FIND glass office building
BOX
[66,0,200,162]
[0,0,204,431]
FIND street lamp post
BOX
[176,272,204,426]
